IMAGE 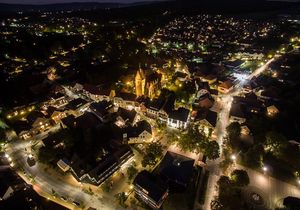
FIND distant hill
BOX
[0,1,155,13]
[0,0,300,15]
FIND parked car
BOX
[72,201,81,207]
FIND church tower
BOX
[135,68,145,97]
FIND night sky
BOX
[0,0,164,4]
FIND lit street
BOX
[4,134,124,210]
[1,4,300,210]
[203,58,276,210]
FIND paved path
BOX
[5,139,123,210]
[237,165,300,209]
[203,58,275,210]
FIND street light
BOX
[230,154,237,161]
[263,166,268,172]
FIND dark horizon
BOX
[0,0,165,5]
[0,0,300,6]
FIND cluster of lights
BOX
[4,153,14,167]
[7,106,35,119]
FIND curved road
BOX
[5,139,122,210]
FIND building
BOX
[197,110,218,137]
[167,108,190,129]
[51,111,67,124]
[146,98,168,120]
[0,185,14,201]
[145,92,175,121]
[83,84,111,102]
[267,105,279,117]
[47,93,68,108]
[57,159,70,172]
[66,98,89,116]
[112,91,137,110]
[233,93,263,114]
[135,68,162,99]
[194,89,214,109]
[126,120,152,144]
[58,112,134,186]
[70,145,133,186]
[218,80,234,94]
[135,68,146,97]
[116,107,140,127]
[155,151,195,190]
[133,170,168,209]
[90,100,115,122]
[31,117,51,134]
[229,103,246,124]
[201,74,217,84]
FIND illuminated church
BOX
[135,68,161,99]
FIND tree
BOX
[220,147,234,173]
[204,141,220,160]
[242,145,263,169]
[226,122,241,149]
[101,178,112,193]
[217,176,231,191]
[211,176,245,210]
[115,192,127,208]
[0,129,6,142]
[230,169,250,187]
[177,125,207,154]
[127,166,138,181]
[142,143,163,168]
[210,200,223,210]
[265,131,287,155]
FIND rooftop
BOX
[134,170,168,203]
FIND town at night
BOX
[1,0,300,210]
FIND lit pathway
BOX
[203,58,274,210]
[5,138,123,210]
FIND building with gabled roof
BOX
[167,107,190,129]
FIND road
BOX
[203,58,274,210]
[5,139,123,210]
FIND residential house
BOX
[233,93,264,114]
[167,108,190,129]
[145,92,175,121]
[218,80,234,94]
[229,103,246,124]
[267,105,279,117]
[112,91,137,110]
[48,93,68,108]
[51,111,67,124]
[90,100,114,122]
[83,84,111,102]
[194,89,214,109]
[127,120,152,144]
[31,117,51,134]
[116,107,140,127]
[66,98,89,116]
[197,110,218,137]
[201,74,217,84]
[258,87,279,101]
